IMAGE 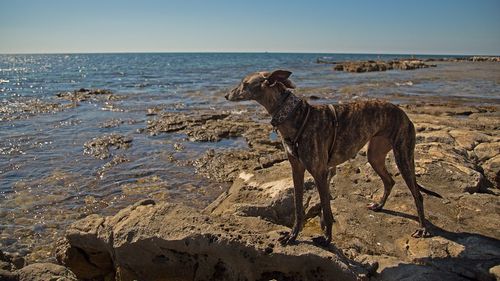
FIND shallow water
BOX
[0,53,499,261]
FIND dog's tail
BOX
[417,182,443,198]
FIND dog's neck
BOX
[255,89,310,141]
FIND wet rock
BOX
[97,154,130,177]
[146,106,166,116]
[0,98,67,121]
[99,118,126,128]
[57,200,369,281]
[146,110,230,137]
[146,110,286,182]
[56,88,122,103]
[83,133,132,159]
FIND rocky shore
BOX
[2,100,499,281]
[333,60,436,73]
[316,56,500,73]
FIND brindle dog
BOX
[225,70,441,246]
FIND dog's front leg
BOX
[311,170,333,247]
[279,155,305,245]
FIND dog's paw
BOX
[312,236,331,247]
[367,202,383,211]
[411,228,431,238]
[278,231,298,246]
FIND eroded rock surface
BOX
[57,200,371,281]
[146,110,287,181]
[0,251,76,281]
[56,88,122,103]
[0,98,68,121]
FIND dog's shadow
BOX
[296,238,378,277]
[296,208,500,279]
[376,209,500,279]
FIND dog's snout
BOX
[226,87,239,101]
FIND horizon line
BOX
[0,50,499,57]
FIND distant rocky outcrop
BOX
[333,60,436,73]
[316,56,500,73]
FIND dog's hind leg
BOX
[367,136,395,211]
[392,124,430,238]
[279,155,305,245]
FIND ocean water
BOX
[0,53,499,260]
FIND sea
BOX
[0,53,499,261]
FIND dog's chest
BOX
[283,140,294,155]
[281,138,299,158]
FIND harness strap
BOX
[290,104,311,158]
[327,104,339,163]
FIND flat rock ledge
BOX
[54,199,371,281]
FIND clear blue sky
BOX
[1,0,499,55]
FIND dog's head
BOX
[225,70,295,102]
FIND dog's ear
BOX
[267,70,295,89]
[268,70,292,83]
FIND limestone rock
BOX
[490,265,500,281]
[57,199,369,281]
[15,263,76,281]
[475,142,500,162]
[483,155,500,188]
[206,162,323,227]
[449,129,491,150]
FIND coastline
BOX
[1,57,499,280]
[3,101,498,280]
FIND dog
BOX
[225,70,442,246]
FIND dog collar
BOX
[270,91,302,127]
